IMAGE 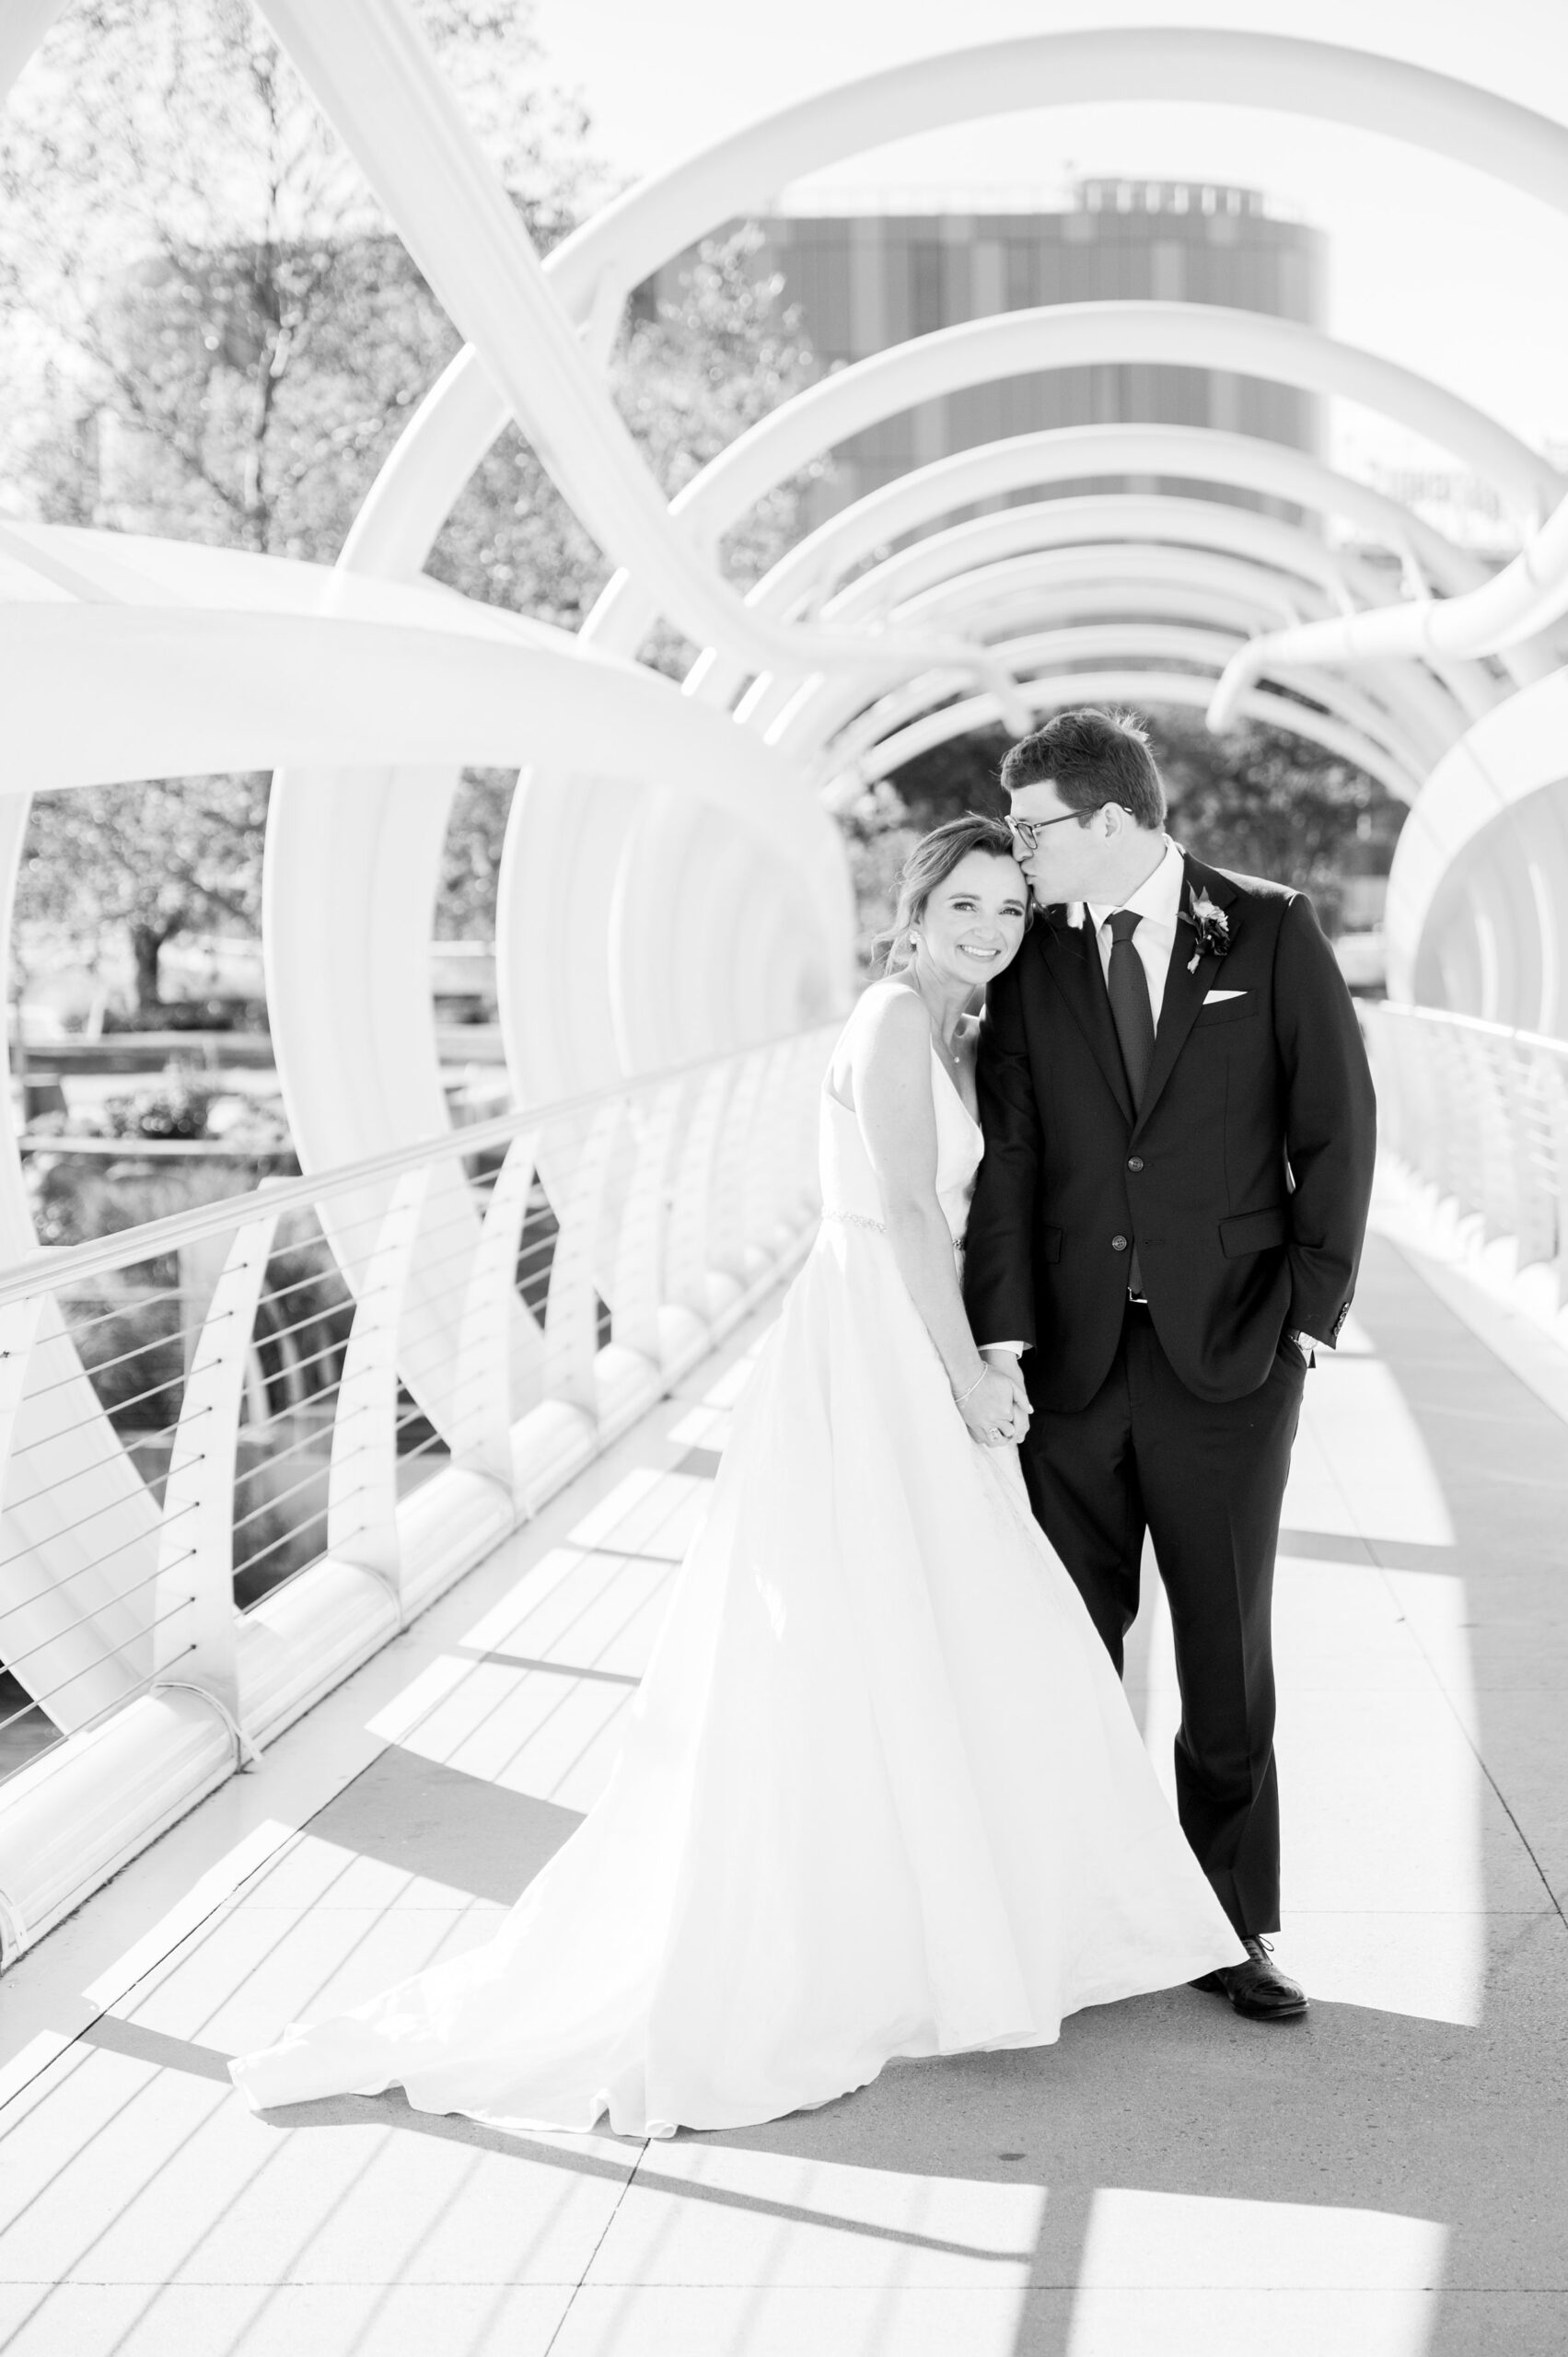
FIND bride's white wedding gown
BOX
[230,1035,1242,2136]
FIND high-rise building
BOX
[636,180,1326,529]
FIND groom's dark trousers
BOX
[964,853,1376,1939]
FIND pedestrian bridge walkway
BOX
[0,1190,1561,2357]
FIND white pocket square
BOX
[1203,988,1246,1003]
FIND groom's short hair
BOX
[1001,707,1167,830]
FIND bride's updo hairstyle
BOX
[877,813,1024,974]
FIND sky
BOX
[533,0,1568,489]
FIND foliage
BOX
[101,1077,214,1139]
[427,223,822,653]
[0,0,595,548]
[17,772,268,1011]
[1151,710,1404,936]
[4,7,821,980]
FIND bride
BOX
[230,816,1242,2137]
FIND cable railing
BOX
[1362,1002,1568,1282]
[0,1026,834,1962]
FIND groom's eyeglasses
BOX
[1005,807,1130,855]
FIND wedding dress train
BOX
[230,1032,1242,2136]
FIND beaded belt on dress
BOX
[819,1207,886,1234]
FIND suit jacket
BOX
[962,850,1377,1410]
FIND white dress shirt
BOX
[1086,834,1186,1026]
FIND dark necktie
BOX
[1105,909,1155,1296]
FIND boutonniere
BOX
[1179,886,1231,975]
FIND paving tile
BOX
[0,2041,633,2292]
[585,2143,1044,2288]
[117,1899,499,2054]
[2,1234,1563,2357]
[1054,2286,1444,2355]
[0,2281,575,2357]
[456,1542,674,1677]
[564,1468,712,1562]
[1431,2290,1568,2357]
[548,2283,1034,2357]
[367,1654,633,1816]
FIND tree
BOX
[426,222,824,649]
[18,773,268,1014]
[1,0,597,553]
[1149,709,1404,937]
[4,11,824,988]
[4,0,599,1006]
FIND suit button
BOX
[1110,1234,1128,1252]
[1127,1156,1144,1172]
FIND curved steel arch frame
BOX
[340,29,1568,585]
[1386,669,1568,1028]
[849,670,1418,808]
[761,501,1469,767]
[6,2,1567,1826]
[712,424,1515,720]
[773,548,1435,781]
[280,19,1568,1164]
[810,628,1432,807]
[256,15,1567,1193]
[5,5,1566,1395]
[587,299,1559,658]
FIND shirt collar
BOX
[1088,836,1184,934]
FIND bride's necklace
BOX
[931,1023,966,1079]
[901,978,967,1078]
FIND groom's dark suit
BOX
[963,849,1376,1937]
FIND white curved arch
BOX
[1386,668,1568,1016]
[715,423,1516,717]
[749,425,1495,614]
[256,0,1021,717]
[746,495,1472,762]
[809,628,1429,807]
[765,543,1345,752]
[249,8,1566,1151]
[1,597,838,899]
[1208,484,1568,725]
[659,301,1554,587]
[341,30,1568,584]
[581,299,1562,685]
[843,670,1419,808]
[767,579,1335,776]
[794,545,1459,774]
[810,624,1432,803]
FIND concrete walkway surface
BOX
[0,1194,1563,2356]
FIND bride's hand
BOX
[958,1365,1028,1447]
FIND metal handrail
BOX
[1362,1001,1568,1278]
[0,1025,838,1964]
[0,1026,819,1310]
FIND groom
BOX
[965,708,1376,2023]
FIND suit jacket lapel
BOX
[1036,909,1134,1126]
[1133,852,1240,1136]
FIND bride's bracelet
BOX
[951,1366,988,1409]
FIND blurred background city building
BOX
[636,180,1326,528]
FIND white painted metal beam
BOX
[842,670,1420,807]
[1209,493,1568,725]
[251,0,1029,722]
[343,29,1568,584]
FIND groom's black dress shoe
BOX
[1191,1937,1307,2022]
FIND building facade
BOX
[638,180,1326,528]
